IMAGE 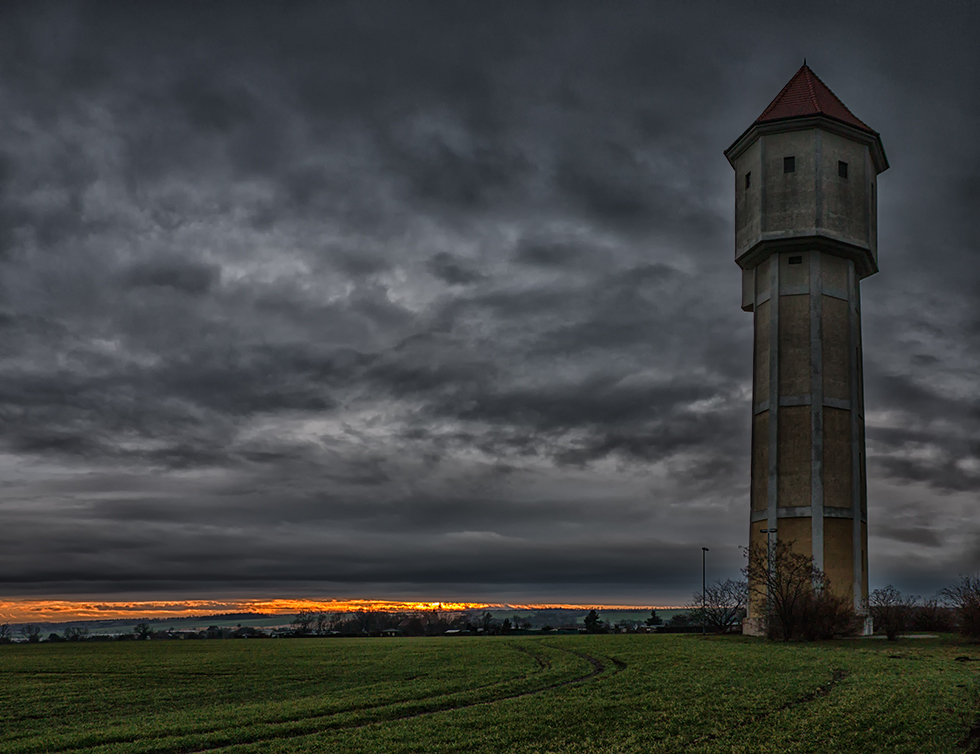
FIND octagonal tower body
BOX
[724,65,888,632]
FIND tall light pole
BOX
[701,547,709,635]
[759,528,777,574]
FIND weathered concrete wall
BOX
[780,516,812,559]
[752,411,768,511]
[823,406,853,509]
[765,129,818,235]
[745,525,770,627]
[819,130,874,257]
[824,517,855,602]
[779,293,810,395]
[822,295,851,401]
[859,416,867,515]
[855,304,865,407]
[735,138,763,255]
[742,268,755,311]
[778,406,811,507]
[822,254,849,292]
[780,250,810,288]
[757,256,771,296]
[869,169,878,266]
[754,299,770,402]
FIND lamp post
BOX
[701,547,709,635]
[759,528,777,574]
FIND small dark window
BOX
[838,160,848,178]
[745,172,751,189]
[788,256,802,265]
[783,156,795,173]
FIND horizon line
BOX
[0,598,685,624]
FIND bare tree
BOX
[133,622,152,640]
[912,598,956,633]
[689,579,749,633]
[313,612,329,636]
[350,610,398,635]
[20,624,41,643]
[63,626,89,642]
[868,586,918,641]
[0,623,11,643]
[940,575,980,639]
[291,610,316,636]
[744,540,858,641]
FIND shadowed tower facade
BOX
[724,64,888,631]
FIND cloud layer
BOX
[0,1,978,604]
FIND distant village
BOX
[0,607,713,643]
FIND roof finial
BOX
[803,57,807,66]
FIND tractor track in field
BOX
[178,642,619,754]
[689,667,849,747]
[174,642,617,754]
[22,642,618,754]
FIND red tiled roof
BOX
[756,64,876,134]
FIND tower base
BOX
[740,614,873,637]
[742,617,765,637]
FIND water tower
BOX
[724,64,888,632]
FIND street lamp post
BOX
[701,547,709,635]
[759,528,777,574]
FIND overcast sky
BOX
[0,1,977,608]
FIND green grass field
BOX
[2,634,979,753]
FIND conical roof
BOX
[755,64,876,134]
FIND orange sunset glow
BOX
[0,599,677,624]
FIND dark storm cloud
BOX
[122,259,220,295]
[426,252,485,285]
[0,526,697,590]
[874,523,942,549]
[512,237,593,268]
[0,0,978,604]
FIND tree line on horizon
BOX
[0,607,693,643]
[3,550,978,644]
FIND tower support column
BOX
[767,257,779,538]
[848,264,864,613]
[809,253,824,572]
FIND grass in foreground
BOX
[1,634,978,753]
